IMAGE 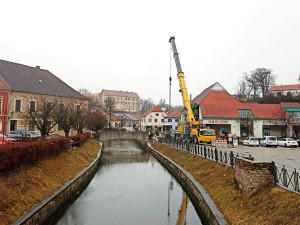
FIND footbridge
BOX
[99,130,149,142]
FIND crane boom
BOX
[169,36,197,124]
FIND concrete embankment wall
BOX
[100,131,149,142]
[146,143,228,225]
[13,144,102,225]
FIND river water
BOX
[55,140,202,225]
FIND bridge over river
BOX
[54,138,203,225]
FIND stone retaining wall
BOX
[146,143,227,225]
[12,143,102,225]
[235,157,273,196]
[99,131,148,142]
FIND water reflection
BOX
[55,140,201,225]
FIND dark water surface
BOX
[55,140,202,225]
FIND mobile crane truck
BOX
[169,36,216,143]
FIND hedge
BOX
[0,133,90,172]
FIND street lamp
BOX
[182,107,190,151]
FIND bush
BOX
[70,133,90,146]
[0,138,69,172]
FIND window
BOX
[46,102,52,111]
[156,113,159,116]
[76,104,81,111]
[161,119,164,122]
[0,97,2,114]
[15,99,21,111]
[148,118,152,122]
[46,121,51,131]
[29,101,36,112]
[154,119,157,122]
[60,103,64,113]
[168,119,172,122]
[175,119,179,122]
[28,120,35,131]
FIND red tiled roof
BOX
[164,110,181,118]
[241,103,288,119]
[101,89,139,98]
[281,102,300,108]
[92,107,108,117]
[269,84,300,91]
[82,93,95,98]
[141,107,163,117]
[200,91,287,119]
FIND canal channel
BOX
[55,140,202,225]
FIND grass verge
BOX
[0,139,100,225]
[153,142,300,225]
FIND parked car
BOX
[296,139,300,147]
[260,136,278,147]
[6,131,31,141]
[243,137,259,147]
[0,134,17,144]
[27,131,41,138]
[278,138,298,148]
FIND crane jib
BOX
[169,36,183,73]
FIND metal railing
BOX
[159,137,300,194]
[159,138,252,168]
[272,162,300,194]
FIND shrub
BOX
[0,138,69,172]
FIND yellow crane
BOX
[169,36,216,143]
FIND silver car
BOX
[260,136,278,147]
[278,138,298,148]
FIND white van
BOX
[260,136,278,147]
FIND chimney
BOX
[36,66,40,69]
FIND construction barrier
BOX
[211,140,228,148]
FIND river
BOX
[55,140,202,225]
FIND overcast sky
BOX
[1,0,299,106]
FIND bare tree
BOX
[271,107,289,137]
[22,96,59,139]
[74,103,89,134]
[53,101,77,137]
[251,68,276,97]
[103,97,115,129]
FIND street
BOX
[228,144,300,169]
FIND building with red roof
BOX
[141,107,166,131]
[191,82,289,138]
[268,77,300,96]
[99,89,140,113]
[163,110,181,131]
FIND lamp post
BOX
[183,107,190,152]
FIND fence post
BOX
[271,161,278,184]
[294,169,299,192]
[224,151,228,164]
[204,146,207,158]
[215,148,218,163]
[282,166,287,187]
[229,151,234,168]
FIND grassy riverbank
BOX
[0,139,100,225]
[153,142,300,225]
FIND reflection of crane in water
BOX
[176,192,189,225]
[167,178,189,225]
